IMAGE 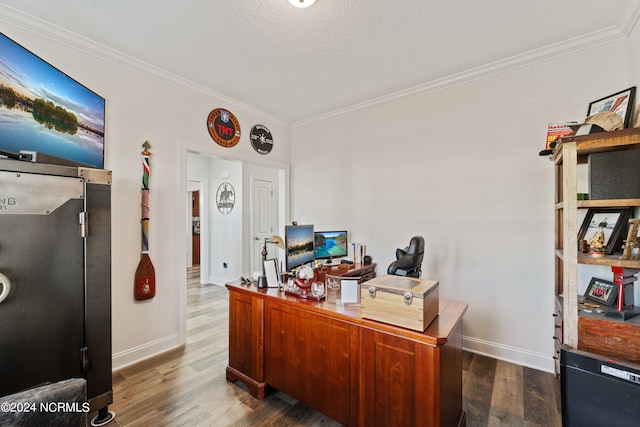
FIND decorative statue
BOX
[589,219,607,256]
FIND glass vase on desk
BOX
[326,275,341,304]
[311,281,325,298]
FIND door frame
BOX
[186,178,208,283]
[178,146,289,346]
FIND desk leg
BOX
[226,366,271,399]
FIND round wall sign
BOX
[207,108,241,147]
[216,182,235,214]
[250,124,274,155]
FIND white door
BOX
[251,178,275,275]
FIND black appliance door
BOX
[0,172,85,397]
[561,345,640,427]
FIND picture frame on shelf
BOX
[584,277,618,306]
[577,207,633,255]
[587,87,636,128]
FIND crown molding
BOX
[293,25,629,127]
[1,3,638,131]
[619,0,640,35]
[0,4,289,128]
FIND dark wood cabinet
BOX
[226,282,467,426]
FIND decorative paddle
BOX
[134,141,156,300]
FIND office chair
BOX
[387,236,425,278]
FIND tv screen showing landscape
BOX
[0,33,105,168]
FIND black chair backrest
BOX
[387,236,425,278]
[408,236,425,258]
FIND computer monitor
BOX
[314,230,348,264]
[285,224,315,271]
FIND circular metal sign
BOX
[216,182,235,214]
[250,124,274,155]
[207,108,241,147]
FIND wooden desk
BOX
[226,281,467,427]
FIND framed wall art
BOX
[587,87,636,128]
[577,207,633,255]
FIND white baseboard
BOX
[210,275,231,286]
[111,328,555,375]
[112,334,181,371]
[463,336,555,373]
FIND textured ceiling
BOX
[0,0,638,122]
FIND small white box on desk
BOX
[360,275,439,331]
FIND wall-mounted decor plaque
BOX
[207,108,241,147]
[250,124,273,155]
[216,182,235,214]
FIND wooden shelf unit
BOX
[552,127,640,374]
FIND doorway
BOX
[186,152,285,285]
[186,178,207,284]
[191,190,200,265]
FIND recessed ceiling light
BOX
[288,0,316,8]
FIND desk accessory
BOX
[285,265,325,300]
[258,236,284,288]
[361,275,439,331]
[326,275,359,305]
[263,258,280,288]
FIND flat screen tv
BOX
[314,230,348,264]
[285,224,315,271]
[0,33,105,168]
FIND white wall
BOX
[630,15,640,118]
[209,157,244,285]
[291,41,630,372]
[0,12,291,370]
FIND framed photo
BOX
[587,87,636,128]
[577,207,633,255]
[263,258,280,288]
[584,277,618,306]
[325,274,360,305]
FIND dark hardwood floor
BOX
[106,267,561,426]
